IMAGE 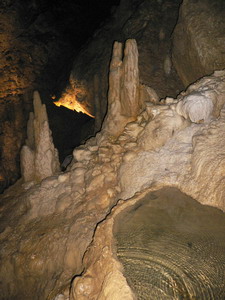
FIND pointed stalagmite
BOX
[20,91,60,182]
[102,39,145,137]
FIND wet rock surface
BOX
[114,187,225,299]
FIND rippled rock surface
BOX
[114,188,225,299]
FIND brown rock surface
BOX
[0,1,64,191]
[71,187,225,299]
[115,188,225,299]
[172,0,225,86]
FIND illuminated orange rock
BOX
[53,86,95,118]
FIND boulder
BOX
[172,0,225,86]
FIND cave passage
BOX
[114,187,225,300]
[46,102,94,163]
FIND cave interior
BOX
[0,0,225,299]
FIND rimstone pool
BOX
[114,188,225,300]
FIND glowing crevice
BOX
[53,92,95,118]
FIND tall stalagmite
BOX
[102,39,145,136]
[20,91,60,182]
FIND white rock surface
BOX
[176,70,225,123]
[176,92,213,123]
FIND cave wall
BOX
[172,0,225,86]
[0,0,67,191]
[66,0,225,132]
[0,0,119,192]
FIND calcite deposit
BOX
[0,36,225,300]
[2,0,225,194]
[20,91,60,183]
[70,68,225,298]
[102,39,145,137]
[0,0,116,191]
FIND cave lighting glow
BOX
[53,93,95,118]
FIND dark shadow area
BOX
[31,0,121,161]
[46,102,94,162]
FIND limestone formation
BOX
[176,70,225,123]
[172,0,225,86]
[2,0,225,297]
[1,44,225,299]
[120,39,142,117]
[102,39,145,137]
[1,0,187,192]
[20,91,60,182]
[69,0,183,136]
[69,70,225,300]
[53,80,95,118]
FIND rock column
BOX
[102,39,145,137]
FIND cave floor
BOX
[114,188,225,300]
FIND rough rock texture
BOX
[172,0,225,86]
[71,187,225,300]
[115,189,225,299]
[0,96,27,192]
[20,91,60,182]
[119,70,225,209]
[0,0,70,191]
[0,35,225,299]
